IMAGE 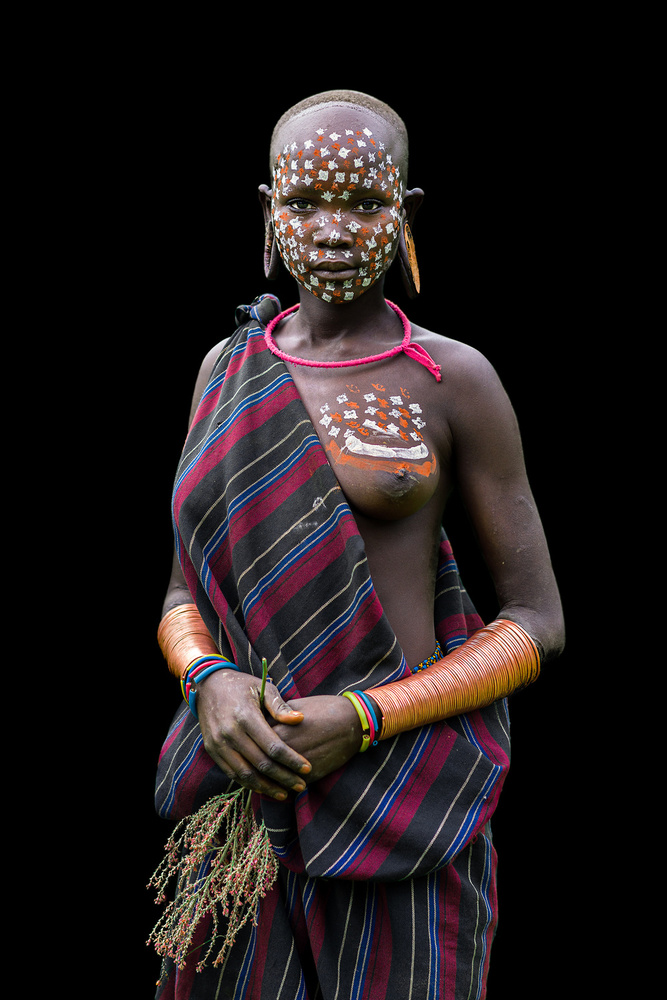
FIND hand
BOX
[271,695,362,784]
[195,669,312,800]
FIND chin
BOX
[301,280,374,305]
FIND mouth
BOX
[311,259,358,274]
[309,261,359,283]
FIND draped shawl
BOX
[153,295,512,998]
[155,294,511,884]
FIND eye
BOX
[355,199,384,213]
[286,198,314,213]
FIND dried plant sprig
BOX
[147,657,279,975]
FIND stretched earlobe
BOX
[263,223,282,281]
[397,187,424,299]
[398,222,421,298]
[258,183,282,281]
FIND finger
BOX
[214,739,307,800]
[198,672,310,782]
[263,684,304,725]
[209,698,312,790]
[219,748,292,800]
[242,709,312,777]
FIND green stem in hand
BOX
[244,658,271,813]
[260,657,268,703]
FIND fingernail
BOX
[274,790,287,801]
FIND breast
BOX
[294,372,441,520]
[323,424,439,520]
[320,400,438,520]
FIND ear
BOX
[258,184,282,281]
[397,188,425,299]
[258,184,272,228]
[402,187,424,228]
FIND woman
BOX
[151,90,564,999]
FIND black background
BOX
[62,32,612,998]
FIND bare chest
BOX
[287,358,450,521]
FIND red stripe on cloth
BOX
[361,886,393,1000]
[443,861,462,998]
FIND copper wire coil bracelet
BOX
[367,619,541,741]
[157,603,241,716]
[157,603,221,680]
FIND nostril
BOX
[313,220,354,247]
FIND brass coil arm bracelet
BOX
[157,603,241,717]
[157,603,220,681]
[367,618,541,740]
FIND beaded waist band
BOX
[412,642,443,673]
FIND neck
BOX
[264,297,442,381]
[290,281,399,348]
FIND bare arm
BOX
[274,344,564,768]
[446,343,564,659]
[161,338,225,618]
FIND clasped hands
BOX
[195,668,363,800]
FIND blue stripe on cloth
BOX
[197,436,325,599]
[427,871,440,999]
[198,328,277,406]
[474,832,495,1000]
[443,760,503,865]
[351,884,377,1000]
[240,500,352,620]
[173,370,297,495]
[156,722,206,819]
[313,725,435,877]
[282,574,377,679]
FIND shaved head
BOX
[270,90,409,180]
[266,91,413,304]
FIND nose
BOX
[312,212,355,248]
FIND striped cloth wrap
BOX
[153,295,512,999]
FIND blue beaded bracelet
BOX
[184,655,239,719]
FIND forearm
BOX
[161,549,196,621]
[493,601,564,666]
[157,602,221,682]
[363,617,542,741]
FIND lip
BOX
[310,261,359,281]
[311,260,358,273]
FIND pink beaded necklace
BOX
[263,300,442,382]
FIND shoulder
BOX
[409,323,521,454]
[186,338,230,427]
[185,296,282,426]
[411,323,505,397]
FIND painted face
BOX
[270,111,404,304]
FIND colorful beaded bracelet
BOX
[353,690,381,742]
[182,655,239,719]
[342,690,378,752]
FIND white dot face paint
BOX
[271,113,404,304]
